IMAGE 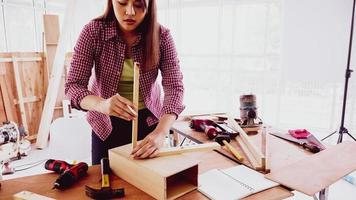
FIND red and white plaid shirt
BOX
[65,20,185,141]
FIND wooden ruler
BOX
[132,62,140,149]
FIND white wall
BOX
[281,0,354,83]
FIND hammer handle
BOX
[101,158,110,188]
[222,140,244,161]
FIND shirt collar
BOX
[103,20,143,45]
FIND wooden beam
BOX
[228,117,265,170]
[12,56,29,133]
[43,15,60,46]
[132,62,140,149]
[0,75,16,121]
[157,142,220,157]
[14,190,55,200]
[261,126,270,173]
[235,136,262,170]
[0,57,42,63]
[36,1,75,148]
[0,65,5,75]
[13,96,40,105]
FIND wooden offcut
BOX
[265,141,356,196]
[228,117,265,170]
[12,56,29,133]
[261,126,270,173]
[157,142,220,157]
[14,190,55,200]
[132,62,140,149]
[109,144,199,200]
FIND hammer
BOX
[85,158,124,199]
[215,135,244,161]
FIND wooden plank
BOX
[14,191,55,200]
[0,84,6,122]
[236,136,262,170]
[0,57,42,63]
[16,52,45,136]
[36,1,76,148]
[157,142,220,157]
[43,15,64,121]
[132,62,140,149]
[261,126,270,173]
[0,75,16,121]
[265,141,356,196]
[12,56,29,133]
[0,65,5,75]
[228,117,265,167]
[43,15,60,45]
[13,96,40,104]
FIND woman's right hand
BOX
[97,94,137,121]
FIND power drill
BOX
[45,159,73,174]
[190,119,220,139]
[52,162,88,190]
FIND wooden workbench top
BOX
[0,119,313,200]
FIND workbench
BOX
[0,118,319,200]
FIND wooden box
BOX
[109,144,199,200]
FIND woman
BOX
[65,0,184,165]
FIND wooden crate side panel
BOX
[109,150,165,200]
[17,54,45,136]
[0,52,45,136]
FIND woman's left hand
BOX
[131,129,166,159]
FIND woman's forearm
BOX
[155,113,177,134]
[80,95,104,112]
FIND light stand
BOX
[321,0,356,143]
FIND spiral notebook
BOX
[198,165,279,200]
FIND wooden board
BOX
[109,143,199,200]
[43,15,60,45]
[43,15,63,120]
[157,142,220,157]
[13,191,55,200]
[228,117,265,169]
[265,141,356,196]
[0,164,292,200]
[12,55,29,132]
[0,53,45,136]
[37,4,75,148]
[132,62,140,149]
[0,75,16,122]
[0,82,7,122]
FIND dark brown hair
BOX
[96,0,159,70]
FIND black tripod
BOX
[321,0,356,144]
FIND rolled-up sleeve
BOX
[65,23,96,111]
[159,29,185,117]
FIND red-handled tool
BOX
[53,162,88,190]
[45,159,73,174]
